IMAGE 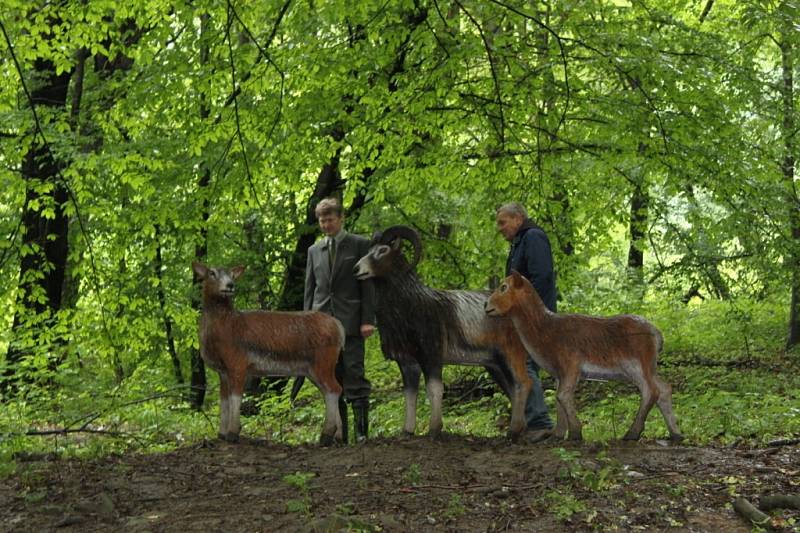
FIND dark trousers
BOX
[525,358,553,430]
[336,335,371,405]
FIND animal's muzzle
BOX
[353,262,371,280]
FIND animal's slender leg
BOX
[654,375,683,441]
[552,379,568,439]
[226,374,245,443]
[399,361,421,435]
[555,372,582,441]
[497,348,532,440]
[218,374,231,440]
[425,369,444,437]
[312,350,344,446]
[623,364,658,441]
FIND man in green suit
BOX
[304,197,376,442]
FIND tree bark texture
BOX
[732,496,771,528]
[5,55,71,391]
[189,13,212,409]
[779,19,799,349]
[627,169,649,281]
[155,224,183,386]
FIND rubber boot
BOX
[353,401,369,443]
[338,396,349,444]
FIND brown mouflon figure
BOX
[485,271,682,442]
[193,262,345,445]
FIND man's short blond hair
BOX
[315,197,344,219]
[496,202,528,220]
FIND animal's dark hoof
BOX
[670,433,685,443]
[319,434,335,447]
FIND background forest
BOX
[0,0,799,460]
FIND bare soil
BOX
[1,435,798,532]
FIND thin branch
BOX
[487,0,571,137]
[698,0,715,24]
[25,427,127,438]
[225,0,288,142]
[0,390,193,445]
[766,437,800,447]
[224,3,262,210]
[454,0,506,149]
[214,0,292,126]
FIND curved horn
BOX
[378,225,422,270]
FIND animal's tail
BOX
[655,327,664,354]
[334,319,346,351]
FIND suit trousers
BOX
[336,335,371,405]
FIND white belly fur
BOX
[247,353,310,377]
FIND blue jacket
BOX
[505,220,557,312]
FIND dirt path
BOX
[1,435,797,532]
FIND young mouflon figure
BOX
[193,262,345,445]
[485,271,682,442]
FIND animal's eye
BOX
[209,270,217,279]
[500,283,507,292]
[374,246,389,259]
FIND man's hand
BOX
[360,324,376,338]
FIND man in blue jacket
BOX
[496,202,556,441]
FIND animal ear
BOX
[192,261,208,279]
[230,265,246,279]
[390,238,402,250]
[510,270,524,288]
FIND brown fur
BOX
[193,262,345,445]
[485,271,682,442]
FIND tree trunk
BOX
[627,175,648,277]
[188,13,212,409]
[625,68,650,295]
[779,20,799,349]
[627,166,649,298]
[155,224,183,386]
[60,44,84,311]
[4,55,71,393]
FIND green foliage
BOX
[443,493,466,521]
[282,471,315,516]
[544,489,588,523]
[401,463,422,486]
[552,448,621,492]
[0,0,798,462]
